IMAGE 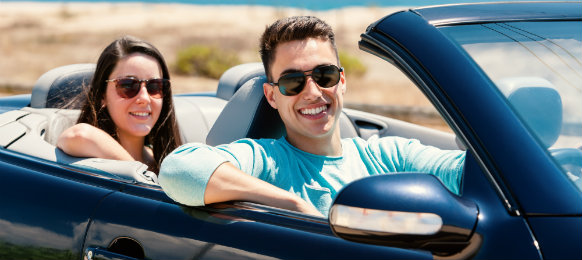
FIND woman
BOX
[58,35,182,173]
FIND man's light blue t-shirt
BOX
[159,136,465,216]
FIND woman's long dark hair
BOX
[77,35,182,173]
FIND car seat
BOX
[29,64,94,145]
[216,62,266,101]
[497,77,562,148]
[31,63,95,109]
[499,77,582,186]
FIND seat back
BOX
[206,75,285,145]
[206,63,358,146]
[216,62,265,100]
[497,77,562,148]
[31,64,95,109]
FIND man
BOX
[159,16,465,217]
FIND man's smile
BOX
[299,104,328,116]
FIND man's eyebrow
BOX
[279,63,331,76]
[280,68,302,76]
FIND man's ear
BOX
[263,82,278,109]
[340,70,347,94]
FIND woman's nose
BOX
[134,82,150,103]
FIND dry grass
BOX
[0,2,448,129]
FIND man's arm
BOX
[158,142,323,217]
[205,162,322,216]
[368,136,465,195]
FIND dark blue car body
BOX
[1,2,581,259]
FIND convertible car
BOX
[1,2,580,259]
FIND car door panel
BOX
[462,153,542,259]
[0,153,113,259]
[85,190,435,259]
[527,217,582,259]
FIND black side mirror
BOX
[329,174,480,257]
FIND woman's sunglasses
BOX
[105,77,169,99]
[269,65,343,96]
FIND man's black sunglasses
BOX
[269,65,343,96]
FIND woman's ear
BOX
[263,82,278,109]
[101,97,106,109]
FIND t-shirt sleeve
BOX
[158,139,269,206]
[370,136,466,195]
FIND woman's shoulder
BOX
[59,123,102,141]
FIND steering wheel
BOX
[550,148,582,188]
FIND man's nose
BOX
[301,76,323,99]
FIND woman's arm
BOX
[57,123,133,160]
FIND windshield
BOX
[440,21,582,191]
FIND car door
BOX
[83,181,436,259]
[0,149,115,259]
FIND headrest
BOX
[216,62,265,100]
[497,77,562,148]
[31,64,95,109]
[206,75,285,145]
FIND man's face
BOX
[263,38,346,145]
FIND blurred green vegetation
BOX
[339,51,367,78]
[174,45,241,79]
[0,241,76,259]
[173,45,366,80]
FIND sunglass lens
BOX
[146,79,165,98]
[279,73,305,96]
[116,78,140,98]
[313,65,340,88]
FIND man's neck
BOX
[285,130,343,156]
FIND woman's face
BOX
[104,53,164,141]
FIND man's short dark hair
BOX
[259,16,339,82]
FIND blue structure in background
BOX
[16,0,538,10]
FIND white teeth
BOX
[300,105,327,115]
[131,112,150,117]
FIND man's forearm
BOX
[205,162,323,217]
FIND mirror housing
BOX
[329,174,479,256]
